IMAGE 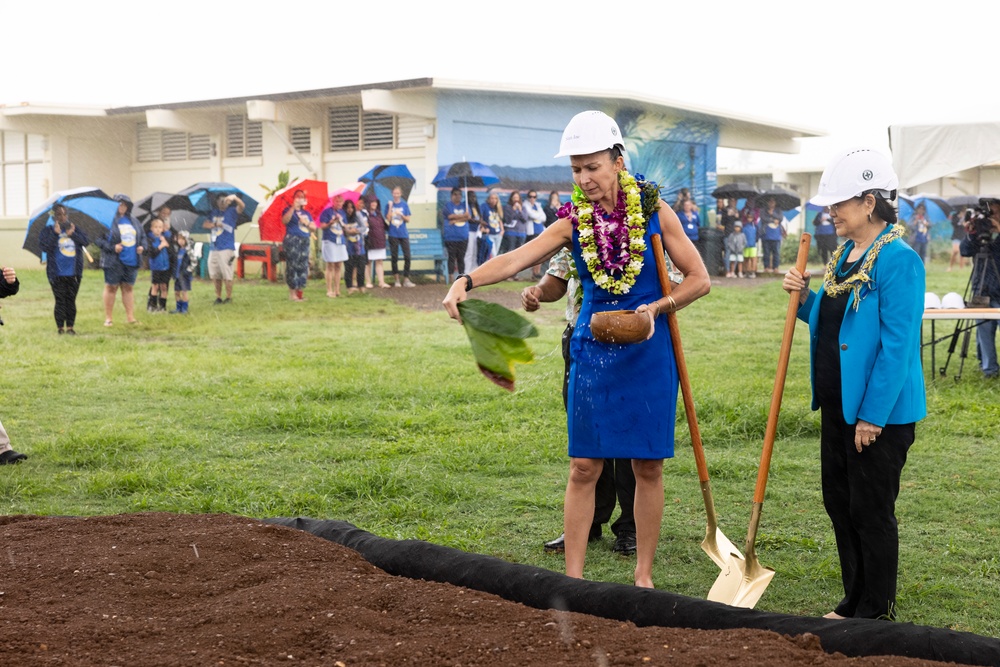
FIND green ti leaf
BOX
[457,300,538,391]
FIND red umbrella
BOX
[258,179,329,242]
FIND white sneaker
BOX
[403,278,415,287]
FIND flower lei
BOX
[557,171,659,295]
[822,224,905,309]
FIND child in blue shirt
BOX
[171,230,193,314]
[146,218,171,313]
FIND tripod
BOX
[939,242,1000,380]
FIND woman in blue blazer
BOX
[783,147,926,622]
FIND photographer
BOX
[959,198,1000,378]
[0,265,28,464]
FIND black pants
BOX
[445,239,468,277]
[388,237,411,279]
[562,325,636,537]
[816,234,838,265]
[49,275,81,329]
[820,406,914,620]
[344,254,367,288]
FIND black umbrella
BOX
[711,182,759,200]
[754,188,800,211]
[946,194,981,209]
[134,192,199,225]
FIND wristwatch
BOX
[456,273,473,291]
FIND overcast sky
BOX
[5,0,998,166]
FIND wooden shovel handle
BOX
[753,234,811,504]
[650,234,709,483]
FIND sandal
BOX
[103,320,113,327]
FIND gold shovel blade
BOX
[702,527,744,570]
[707,551,775,608]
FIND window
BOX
[289,126,312,153]
[361,112,393,150]
[0,131,46,217]
[136,122,211,162]
[226,115,262,158]
[328,106,423,152]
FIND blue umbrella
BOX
[431,162,499,190]
[177,182,259,231]
[23,193,119,259]
[911,193,953,223]
[898,195,915,221]
[358,165,416,204]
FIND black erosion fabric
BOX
[267,516,1000,666]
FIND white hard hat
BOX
[941,292,965,309]
[924,292,942,309]
[810,147,899,206]
[554,110,625,158]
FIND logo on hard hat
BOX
[862,170,873,181]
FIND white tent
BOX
[889,122,1000,190]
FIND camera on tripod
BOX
[966,197,1000,243]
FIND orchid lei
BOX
[558,171,659,295]
[822,223,905,309]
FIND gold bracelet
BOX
[666,295,678,313]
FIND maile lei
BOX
[822,223,905,309]
[557,171,660,295]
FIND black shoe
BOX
[611,532,637,556]
[213,298,224,305]
[543,527,603,553]
[0,450,28,465]
[223,298,232,304]
[65,328,77,335]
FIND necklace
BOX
[822,224,904,309]
[561,171,656,295]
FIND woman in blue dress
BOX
[443,111,710,587]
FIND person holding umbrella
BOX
[281,189,314,301]
[443,110,710,587]
[782,147,926,621]
[38,203,90,334]
[385,186,415,287]
[97,194,146,326]
[202,193,245,304]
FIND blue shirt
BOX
[208,207,239,251]
[115,217,139,267]
[679,211,700,241]
[147,233,170,271]
[442,200,470,242]
[282,207,314,239]
[384,199,411,239]
[320,208,346,244]
[814,212,835,236]
[742,220,757,246]
[761,210,785,241]
[481,203,502,234]
[54,231,78,277]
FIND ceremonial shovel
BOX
[707,233,811,608]
[650,234,741,570]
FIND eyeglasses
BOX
[528,194,537,199]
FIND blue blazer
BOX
[797,234,927,427]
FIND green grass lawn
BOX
[1,255,998,636]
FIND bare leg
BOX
[375,260,386,286]
[121,284,137,323]
[563,457,603,579]
[333,263,343,296]
[632,458,664,588]
[224,280,233,299]
[214,279,223,300]
[325,263,335,296]
[103,284,117,322]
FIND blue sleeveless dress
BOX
[567,211,678,460]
